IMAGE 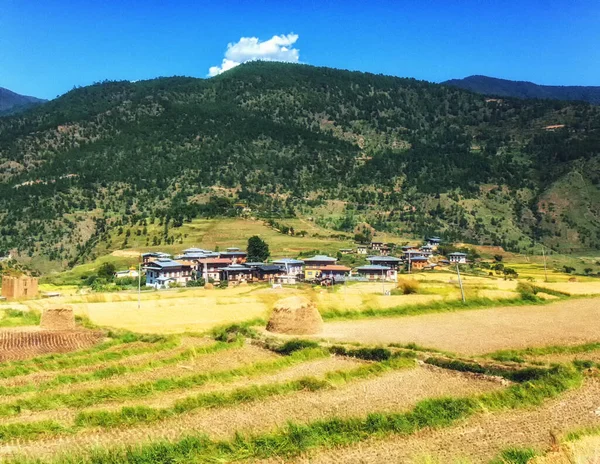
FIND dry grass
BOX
[318,297,600,355]
[283,377,600,464]
[532,435,600,464]
[535,281,600,296]
[3,364,503,459]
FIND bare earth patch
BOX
[320,298,600,356]
[2,365,503,459]
[279,377,600,464]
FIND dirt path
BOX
[281,377,600,464]
[2,365,502,459]
[320,298,600,355]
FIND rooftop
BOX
[356,265,391,271]
[367,255,402,262]
[449,252,468,256]
[320,265,351,271]
[304,255,336,262]
[145,259,187,269]
[272,258,304,264]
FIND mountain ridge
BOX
[0,86,47,115]
[0,62,599,270]
[442,75,600,104]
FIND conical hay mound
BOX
[40,307,76,331]
[266,296,323,335]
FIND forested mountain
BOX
[0,87,47,115]
[443,75,600,105]
[1,62,599,270]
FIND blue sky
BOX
[1,0,599,99]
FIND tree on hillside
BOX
[247,236,270,262]
[97,262,116,281]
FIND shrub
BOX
[186,279,205,287]
[274,339,320,355]
[397,279,420,295]
[212,322,259,342]
[330,345,392,361]
[218,280,229,289]
[516,282,538,301]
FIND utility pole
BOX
[541,244,548,282]
[456,264,466,303]
[408,254,411,274]
[138,262,141,310]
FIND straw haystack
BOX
[266,296,323,335]
[204,283,214,289]
[40,308,76,331]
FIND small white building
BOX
[272,258,304,284]
[356,245,368,255]
[114,269,139,279]
[448,252,467,264]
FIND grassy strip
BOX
[0,335,179,379]
[489,448,539,464]
[425,357,555,382]
[0,340,240,396]
[8,366,580,463]
[75,357,414,429]
[487,342,600,363]
[321,297,549,321]
[0,309,41,328]
[0,348,330,417]
[0,356,414,441]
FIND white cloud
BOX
[208,33,300,77]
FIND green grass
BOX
[0,340,239,396]
[486,341,600,363]
[0,308,41,327]
[0,348,330,417]
[489,448,538,464]
[321,297,551,321]
[74,356,414,430]
[6,365,580,463]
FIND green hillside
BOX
[0,62,599,271]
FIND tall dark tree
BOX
[247,236,270,262]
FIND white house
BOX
[144,259,192,289]
[448,252,467,264]
[114,268,139,279]
[197,258,231,282]
[272,258,304,284]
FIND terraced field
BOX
[0,315,599,463]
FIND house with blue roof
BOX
[355,264,397,282]
[272,258,304,284]
[366,255,403,270]
[143,258,193,289]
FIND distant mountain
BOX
[442,75,600,104]
[0,61,599,270]
[0,87,47,115]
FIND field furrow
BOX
[285,377,600,464]
[0,364,504,459]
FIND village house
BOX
[419,245,434,258]
[272,258,304,283]
[144,259,192,289]
[448,252,467,264]
[1,275,38,300]
[246,264,285,282]
[318,265,351,282]
[403,249,426,261]
[220,264,252,282]
[142,252,171,265]
[370,241,384,252]
[219,250,247,264]
[366,255,403,270]
[303,255,337,280]
[356,244,368,255]
[114,268,139,279]
[197,258,231,282]
[355,265,397,282]
[426,237,442,248]
[409,256,429,271]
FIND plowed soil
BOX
[320,298,600,355]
